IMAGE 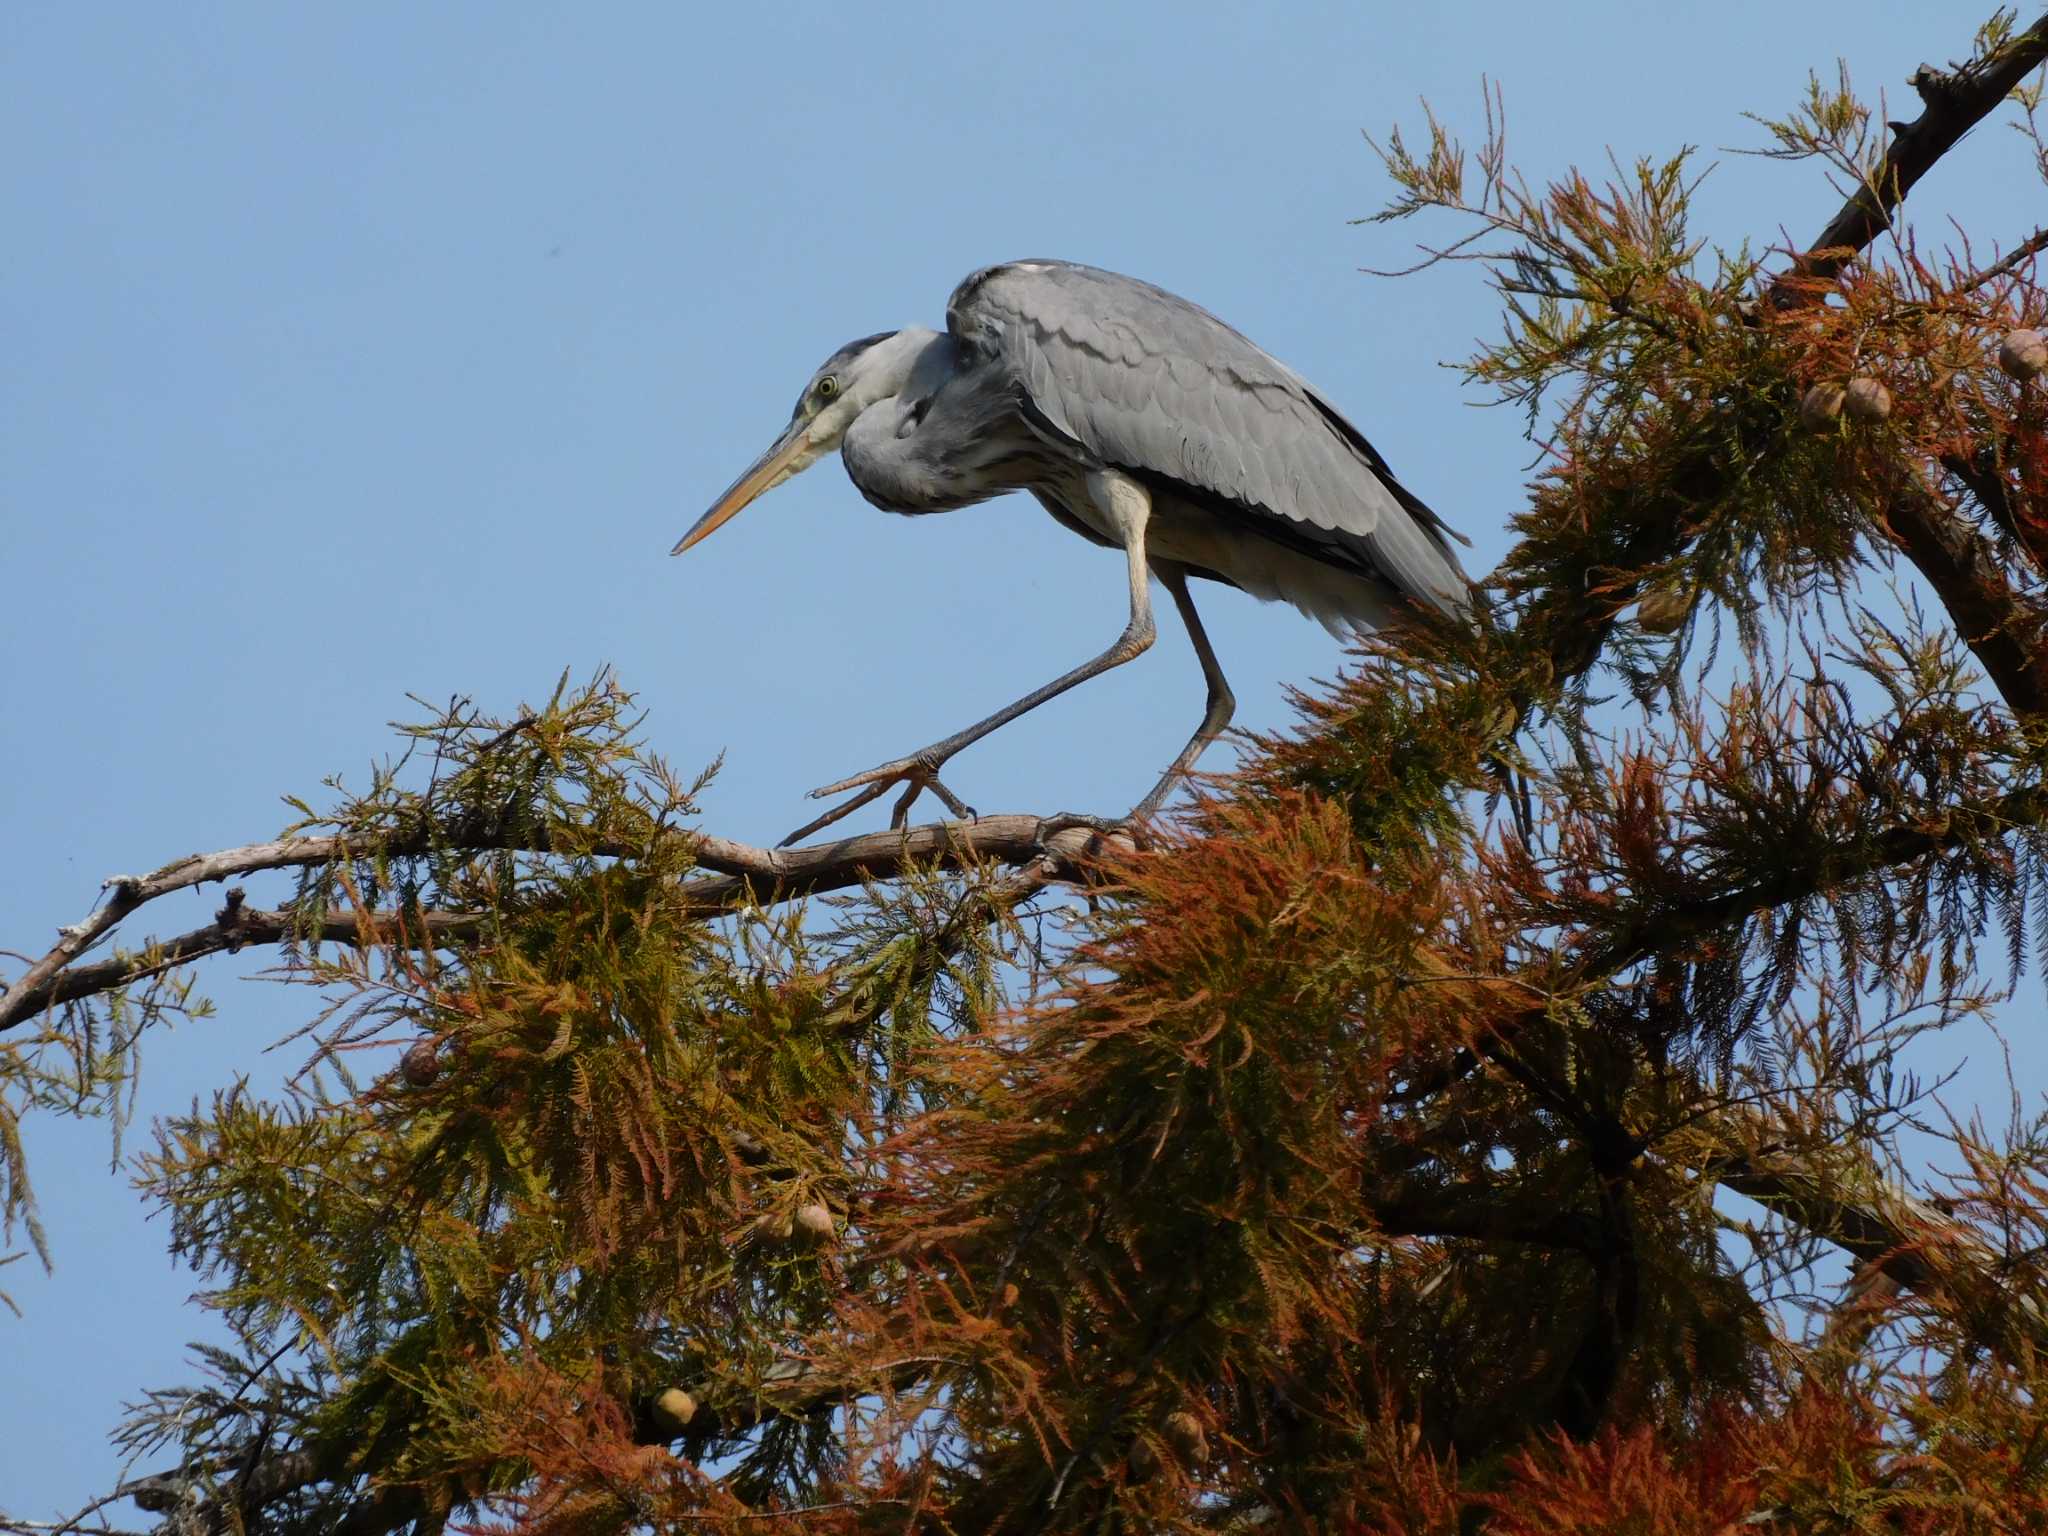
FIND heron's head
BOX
[674,327,939,554]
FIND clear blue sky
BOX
[2,2,2038,1518]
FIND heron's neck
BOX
[847,326,948,407]
[840,330,1036,517]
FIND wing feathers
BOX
[949,261,1470,616]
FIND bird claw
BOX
[776,754,978,848]
[1033,812,1129,843]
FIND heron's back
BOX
[948,261,1472,625]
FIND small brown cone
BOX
[1634,583,1692,635]
[1799,382,1845,429]
[753,1208,794,1246]
[1163,1410,1209,1465]
[400,1041,440,1088]
[652,1387,697,1435]
[1843,376,1892,423]
[1999,328,2047,381]
[793,1202,835,1247]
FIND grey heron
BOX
[677,260,1472,843]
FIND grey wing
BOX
[947,261,1471,618]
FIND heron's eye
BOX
[816,376,840,400]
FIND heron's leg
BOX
[780,471,1155,846]
[1128,562,1237,822]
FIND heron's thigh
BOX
[1082,468,1152,551]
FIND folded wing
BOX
[947,260,1471,618]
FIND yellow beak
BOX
[673,418,817,555]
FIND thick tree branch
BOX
[1533,16,2048,694]
[1880,476,2048,716]
[1396,779,2048,1111]
[1768,15,2048,305]
[1944,448,2035,561]
[0,815,1126,1033]
[1370,1189,1602,1251]
[122,1448,430,1536]
[1768,21,2048,716]
[1570,781,2048,980]
[1714,1139,2048,1355]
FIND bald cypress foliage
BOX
[9,16,2048,1534]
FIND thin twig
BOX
[1959,223,2048,290]
[0,1490,148,1536]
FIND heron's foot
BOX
[1029,812,1143,859]
[1034,812,1129,841]
[776,752,978,848]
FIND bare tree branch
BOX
[1715,1140,2048,1355]
[0,815,1129,1034]
[20,760,2043,1045]
[1960,223,2048,291]
[1768,14,2048,305]
[1881,476,2048,716]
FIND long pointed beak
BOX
[673,418,817,555]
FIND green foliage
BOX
[0,921,165,1304]
[114,678,1030,1527]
